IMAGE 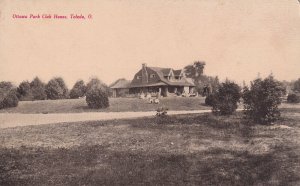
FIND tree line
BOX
[0,77,112,109]
[1,61,300,123]
[184,61,300,124]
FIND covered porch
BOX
[129,85,195,97]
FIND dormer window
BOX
[150,74,155,78]
[137,76,141,79]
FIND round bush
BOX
[0,90,19,109]
[86,88,109,109]
[287,93,300,103]
[211,81,241,115]
[242,76,285,124]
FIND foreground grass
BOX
[0,110,300,185]
[0,97,209,114]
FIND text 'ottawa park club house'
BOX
[12,14,91,20]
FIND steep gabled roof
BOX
[110,79,131,89]
[173,69,183,76]
[129,65,195,88]
[147,66,194,87]
[148,67,171,76]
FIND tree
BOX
[53,77,69,98]
[45,77,68,100]
[30,77,47,100]
[69,80,86,99]
[45,79,63,100]
[17,81,33,101]
[86,77,112,97]
[183,61,220,95]
[184,61,206,80]
[45,77,69,100]
[292,78,300,93]
[0,89,19,109]
[242,75,286,124]
[211,80,241,115]
[86,88,109,109]
[0,81,14,100]
[0,82,19,109]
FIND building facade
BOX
[111,64,195,97]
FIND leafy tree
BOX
[211,80,241,115]
[45,79,63,100]
[292,78,300,93]
[0,89,19,109]
[30,77,47,100]
[86,77,112,97]
[242,75,286,124]
[0,82,19,109]
[184,61,219,95]
[184,61,205,92]
[86,88,109,109]
[184,61,206,80]
[53,77,69,98]
[70,80,86,99]
[45,77,69,100]
[0,81,14,100]
[17,81,33,101]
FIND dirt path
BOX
[0,110,211,129]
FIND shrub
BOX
[0,89,19,109]
[156,106,168,116]
[211,81,241,115]
[205,94,216,106]
[70,80,86,99]
[86,88,109,109]
[287,93,300,103]
[242,76,286,124]
[30,77,47,100]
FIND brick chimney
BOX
[141,63,148,83]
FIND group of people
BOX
[139,92,160,104]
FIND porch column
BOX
[165,87,169,97]
[158,87,161,98]
[112,89,117,98]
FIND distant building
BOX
[110,63,195,97]
[110,79,131,98]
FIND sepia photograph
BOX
[0,0,300,185]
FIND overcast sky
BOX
[0,0,299,87]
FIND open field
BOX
[0,107,300,185]
[0,97,209,114]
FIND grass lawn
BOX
[0,97,209,114]
[0,108,300,185]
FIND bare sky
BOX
[0,0,299,87]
